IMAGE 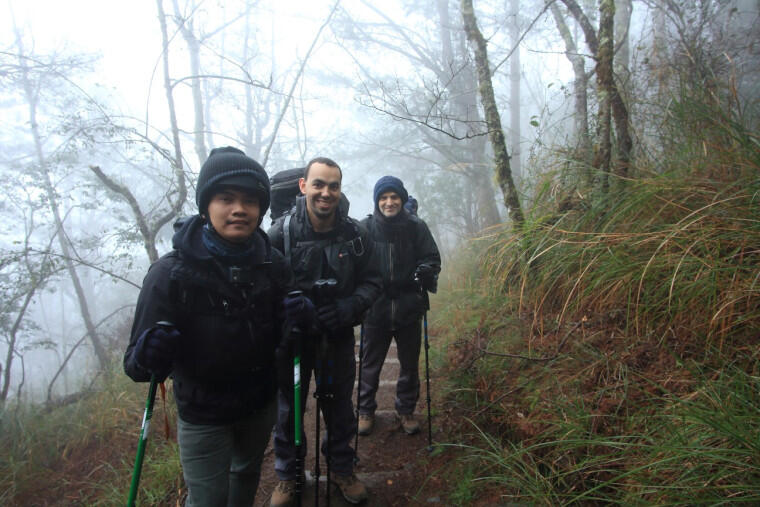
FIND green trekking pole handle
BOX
[127,321,173,507]
[287,291,304,507]
[127,375,157,506]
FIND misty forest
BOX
[2,0,759,504]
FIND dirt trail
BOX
[255,333,442,506]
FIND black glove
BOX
[135,325,180,378]
[316,297,357,330]
[414,264,439,293]
[283,293,316,330]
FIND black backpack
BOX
[269,167,304,223]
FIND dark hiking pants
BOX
[273,333,357,480]
[358,321,421,416]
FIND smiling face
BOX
[378,191,403,218]
[299,161,342,230]
[205,187,260,242]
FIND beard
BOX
[308,197,337,219]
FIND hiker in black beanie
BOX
[357,175,441,437]
[124,147,313,506]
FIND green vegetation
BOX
[428,95,760,504]
[0,365,181,505]
[1,86,757,507]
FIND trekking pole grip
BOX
[127,321,174,507]
[287,291,305,506]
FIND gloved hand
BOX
[414,264,439,293]
[135,325,180,378]
[283,293,316,331]
[316,297,358,330]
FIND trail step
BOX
[305,464,413,486]
[356,356,399,364]
[354,379,397,388]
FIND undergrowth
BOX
[430,96,760,503]
[0,364,181,505]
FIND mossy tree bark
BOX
[460,0,524,228]
[561,0,633,193]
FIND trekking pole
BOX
[324,334,334,507]
[415,273,434,453]
[314,346,322,507]
[288,291,305,507]
[127,320,173,507]
[423,310,433,452]
[312,278,337,506]
[353,324,364,465]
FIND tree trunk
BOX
[242,2,261,159]
[1,290,35,401]
[172,0,208,165]
[594,0,614,193]
[460,0,523,227]
[157,0,188,204]
[652,0,669,98]
[438,0,501,229]
[509,0,522,189]
[84,0,189,266]
[261,3,339,167]
[550,2,591,165]
[562,0,632,192]
[89,166,160,263]
[614,0,632,92]
[606,0,632,184]
[13,32,109,372]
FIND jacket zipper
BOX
[389,241,395,325]
[241,289,256,344]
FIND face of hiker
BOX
[206,188,260,242]
[300,162,342,223]
[378,191,403,218]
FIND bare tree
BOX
[157,0,189,203]
[261,2,340,167]
[460,0,524,227]
[89,163,184,264]
[561,0,633,192]
[549,1,591,164]
[509,0,522,188]
[1,226,59,402]
[10,28,110,372]
[86,0,190,264]
[172,0,208,165]
[335,0,502,233]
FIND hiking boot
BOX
[358,414,374,436]
[270,479,295,507]
[397,412,420,435]
[333,473,368,504]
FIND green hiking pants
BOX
[177,399,276,506]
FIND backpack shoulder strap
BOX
[283,213,293,265]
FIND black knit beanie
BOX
[196,147,270,218]
[373,175,409,206]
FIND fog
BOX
[2,0,757,404]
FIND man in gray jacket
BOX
[358,176,441,436]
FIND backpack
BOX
[269,167,304,223]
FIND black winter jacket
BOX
[362,209,441,330]
[124,215,294,425]
[267,196,382,337]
